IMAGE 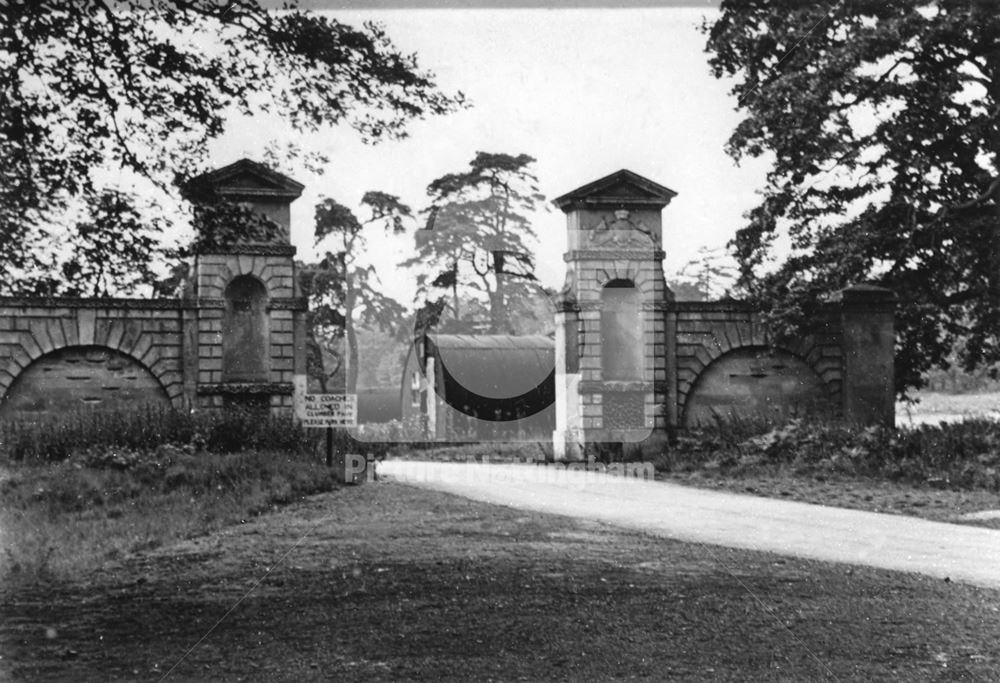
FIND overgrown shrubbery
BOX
[1,444,336,516]
[351,416,551,456]
[0,404,416,468]
[393,441,549,462]
[0,405,317,462]
[658,417,1000,491]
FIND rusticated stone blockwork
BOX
[0,302,187,416]
[0,160,308,423]
[194,251,298,301]
[670,301,843,427]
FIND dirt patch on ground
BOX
[3,481,1000,681]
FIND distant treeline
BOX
[923,366,1000,394]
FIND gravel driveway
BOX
[381,459,1000,589]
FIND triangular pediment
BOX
[182,159,304,202]
[554,169,677,212]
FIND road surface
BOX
[381,459,1000,589]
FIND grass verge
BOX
[0,405,314,462]
[656,416,1000,488]
[0,444,339,583]
[654,413,1000,527]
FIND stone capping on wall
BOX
[564,249,666,262]
[0,296,187,309]
[667,300,756,313]
[0,296,308,312]
[195,244,298,257]
[194,297,308,311]
[574,300,671,312]
[830,283,897,308]
[669,288,896,313]
[196,382,294,395]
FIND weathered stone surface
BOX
[0,346,172,420]
[682,347,836,427]
[837,285,895,427]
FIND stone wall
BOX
[0,300,187,419]
[0,345,171,419]
[0,284,308,421]
[670,301,842,426]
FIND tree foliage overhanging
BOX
[0,0,464,295]
[704,0,1000,393]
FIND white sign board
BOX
[298,393,357,428]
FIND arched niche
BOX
[0,346,170,421]
[683,346,834,427]
[222,275,269,382]
[600,279,643,381]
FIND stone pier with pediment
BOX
[552,170,895,460]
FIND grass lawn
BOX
[898,390,1000,426]
[2,482,999,681]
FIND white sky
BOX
[210,7,772,305]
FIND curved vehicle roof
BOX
[427,334,554,400]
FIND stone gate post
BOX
[552,170,677,459]
[836,284,896,427]
[181,159,307,414]
[553,299,582,460]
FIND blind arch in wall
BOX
[601,279,643,381]
[0,346,170,422]
[222,275,269,382]
[683,346,834,427]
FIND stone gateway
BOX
[0,163,893,456]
